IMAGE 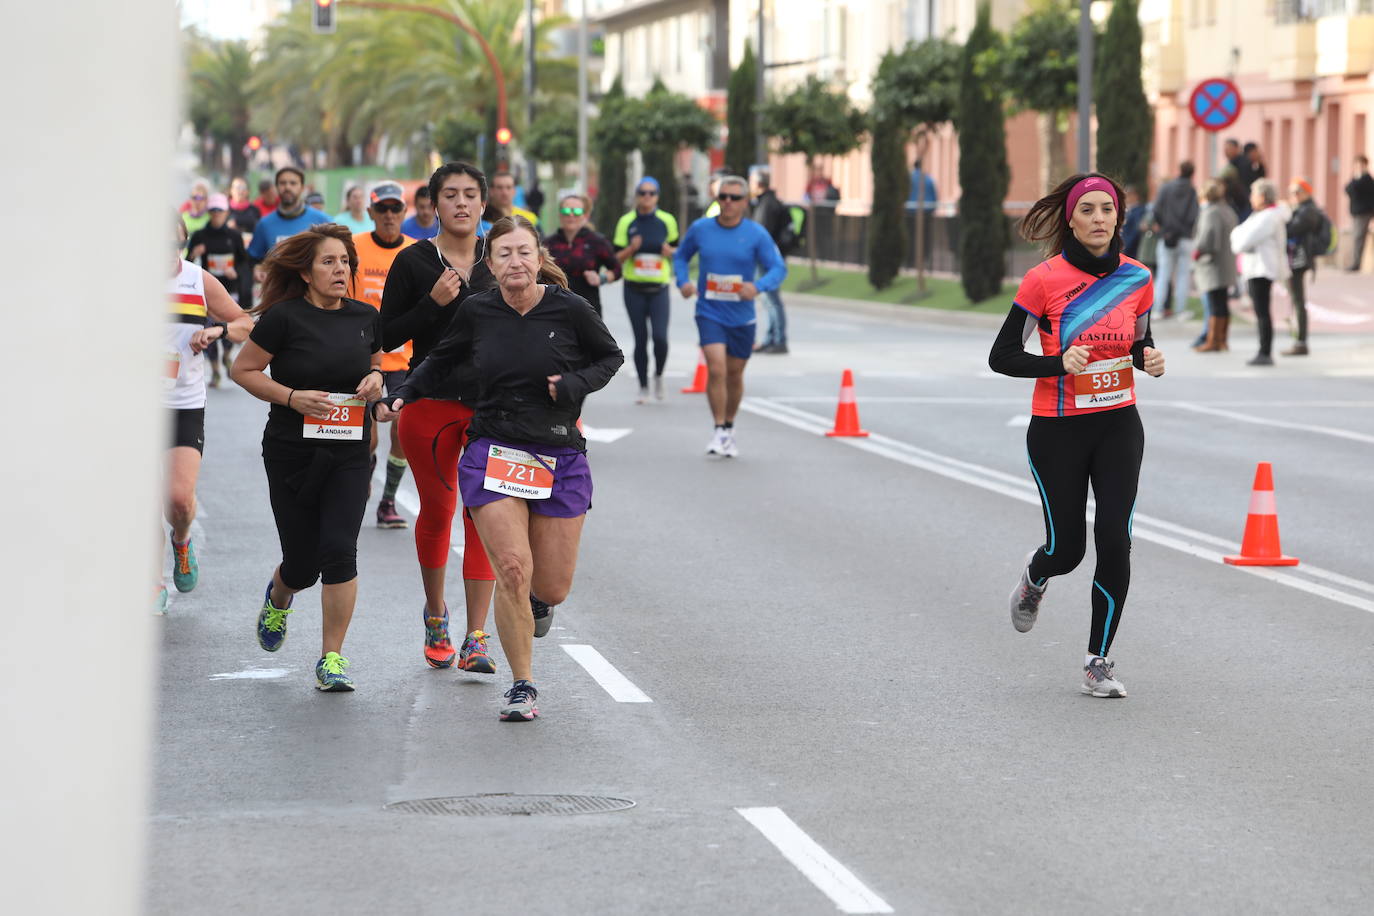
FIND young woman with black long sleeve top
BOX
[230,224,383,692]
[378,162,500,674]
[988,173,1166,700]
[379,216,624,722]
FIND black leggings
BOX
[263,438,371,588]
[1248,277,1273,356]
[1288,268,1308,343]
[623,283,670,386]
[1025,406,1144,657]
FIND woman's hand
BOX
[583,270,601,288]
[290,389,335,420]
[1142,346,1165,377]
[1061,344,1092,374]
[547,374,563,401]
[373,397,404,423]
[355,369,383,402]
[430,268,463,306]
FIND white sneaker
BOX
[1081,656,1127,698]
[653,376,665,400]
[721,430,739,458]
[636,386,649,404]
[706,428,728,455]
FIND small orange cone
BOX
[825,369,870,437]
[1224,462,1299,566]
[681,349,708,393]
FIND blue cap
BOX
[637,176,660,193]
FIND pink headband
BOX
[1065,177,1119,223]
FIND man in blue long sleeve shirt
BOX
[673,174,787,458]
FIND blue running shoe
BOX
[316,652,354,692]
[500,680,539,721]
[155,583,168,615]
[171,538,199,593]
[256,580,293,652]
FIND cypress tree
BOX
[725,43,758,175]
[1095,0,1152,193]
[867,114,908,290]
[957,4,1010,302]
[592,77,632,232]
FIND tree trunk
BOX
[1037,111,1070,195]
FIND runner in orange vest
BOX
[352,181,416,529]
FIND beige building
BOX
[1143,0,1373,243]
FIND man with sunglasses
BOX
[614,177,679,402]
[674,174,787,457]
[352,181,416,529]
[545,192,620,317]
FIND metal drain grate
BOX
[385,794,635,817]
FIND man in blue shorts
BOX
[674,174,787,458]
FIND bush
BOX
[867,115,908,290]
[957,3,1010,302]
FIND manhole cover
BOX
[385,794,635,817]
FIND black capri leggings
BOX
[1025,406,1144,657]
[623,282,670,387]
[263,438,371,588]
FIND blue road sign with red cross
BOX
[1189,79,1242,132]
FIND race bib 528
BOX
[303,393,365,440]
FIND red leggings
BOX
[397,398,494,579]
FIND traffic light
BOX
[495,126,512,146]
[246,135,262,152]
[313,0,336,35]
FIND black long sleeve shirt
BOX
[379,239,495,402]
[392,285,624,450]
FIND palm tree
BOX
[185,34,256,176]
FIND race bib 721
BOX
[483,445,555,500]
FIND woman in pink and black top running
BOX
[988,173,1167,698]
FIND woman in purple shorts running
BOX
[377,216,623,721]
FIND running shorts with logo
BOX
[458,437,593,518]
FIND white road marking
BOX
[736,807,894,915]
[581,426,633,443]
[1007,414,1031,427]
[1167,401,1374,446]
[209,668,290,680]
[742,397,1374,615]
[1306,301,1373,325]
[561,645,652,703]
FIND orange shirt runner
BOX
[352,231,416,372]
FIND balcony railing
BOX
[1275,0,1374,24]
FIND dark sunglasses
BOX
[636,188,658,196]
[371,201,404,214]
[560,206,585,216]
[191,194,206,201]
[717,193,745,202]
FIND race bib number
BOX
[163,350,181,390]
[705,273,744,301]
[303,393,365,440]
[206,252,234,276]
[1073,357,1134,409]
[632,253,664,274]
[483,445,556,500]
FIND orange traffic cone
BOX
[681,349,708,393]
[825,369,869,437]
[1223,462,1299,566]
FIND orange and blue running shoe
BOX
[458,629,496,673]
[424,607,456,669]
[171,537,199,593]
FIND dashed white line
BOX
[736,807,893,915]
[561,644,652,703]
[742,396,1374,616]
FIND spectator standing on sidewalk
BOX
[1151,161,1199,319]
[1191,179,1237,353]
[1346,154,1374,272]
[1230,179,1290,367]
[749,166,792,354]
[1283,179,1324,357]
[1121,186,1148,259]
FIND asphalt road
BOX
[149,281,1374,915]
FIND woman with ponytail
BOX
[988,173,1167,699]
[378,215,623,722]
